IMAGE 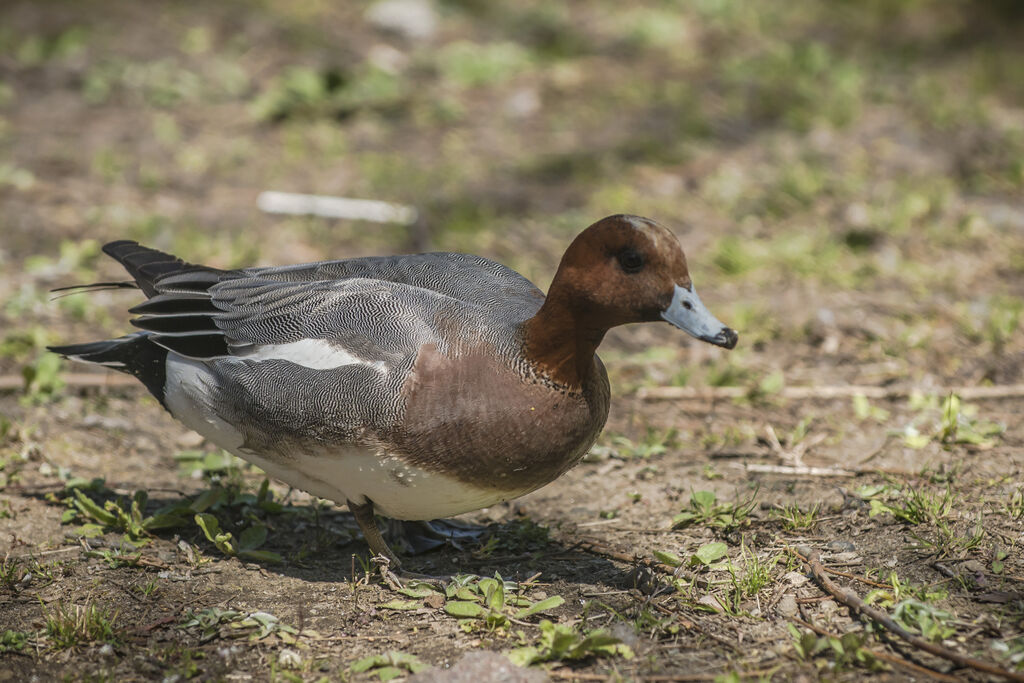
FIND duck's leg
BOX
[348,498,402,570]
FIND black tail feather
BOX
[48,333,168,406]
[101,240,225,297]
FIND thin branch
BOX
[790,616,959,682]
[637,384,1024,401]
[0,372,139,391]
[790,546,1024,682]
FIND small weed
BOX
[387,572,564,633]
[21,352,64,404]
[0,630,29,654]
[673,488,758,531]
[180,608,299,643]
[889,600,956,643]
[507,619,634,666]
[42,600,122,649]
[1004,488,1024,521]
[868,485,953,526]
[938,394,1003,448]
[730,546,778,600]
[773,503,820,531]
[83,547,143,569]
[349,651,427,680]
[194,513,281,563]
[788,624,886,673]
[0,557,26,589]
[654,541,729,571]
[853,394,889,423]
[591,428,678,460]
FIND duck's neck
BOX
[522,293,606,388]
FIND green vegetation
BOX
[672,489,757,531]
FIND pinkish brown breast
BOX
[388,342,610,493]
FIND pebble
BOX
[366,0,438,41]
[776,593,798,617]
[826,540,855,553]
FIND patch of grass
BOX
[673,489,758,531]
[895,392,1004,450]
[654,541,729,572]
[0,629,30,654]
[349,651,427,680]
[788,625,886,673]
[42,600,122,649]
[0,557,26,590]
[867,484,954,525]
[383,573,564,633]
[251,64,406,122]
[435,41,532,89]
[179,607,300,643]
[590,428,678,460]
[507,619,634,666]
[727,545,779,608]
[772,503,820,531]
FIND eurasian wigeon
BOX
[50,214,737,567]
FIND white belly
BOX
[163,355,527,520]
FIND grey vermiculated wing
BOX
[245,252,545,321]
[208,277,499,360]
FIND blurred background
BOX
[1,0,1022,396]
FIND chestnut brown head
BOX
[547,214,738,348]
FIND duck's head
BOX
[546,214,737,349]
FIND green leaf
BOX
[653,550,682,567]
[194,512,221,541]
[380,600,421,611]
[238,524,268,551]
[484,581,505,612]
[444,601,486,618]
[350,655,385,673]
[692,490,717,508]
[190,487,227,513]
[398,582,440,598]
[73,490,117,526]
[692,542,728,566]
[237,549,283,563]
[506,646,539,667]
[514,595,565,620]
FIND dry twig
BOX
[790,547,1024,682]
[638,384,1024,402]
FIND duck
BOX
[50,214,737,568]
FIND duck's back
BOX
[247,252,546,323]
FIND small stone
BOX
[783,571,809,587]
[278,649,302,668]
[176,430,205,448]
[365,0,438,41]
[826,540,855,552]
[777,593,798,617]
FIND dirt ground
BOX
[2,1,1023,681]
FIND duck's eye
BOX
[617,248,644,274]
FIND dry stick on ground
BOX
[790,616,960,682]
[790,547,1024,683]
[637,384,1024,401]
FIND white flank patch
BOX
[240,339,387,372]
[164,356,246,451]
[239,448,527,520]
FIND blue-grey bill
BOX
[661,284,738,349]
